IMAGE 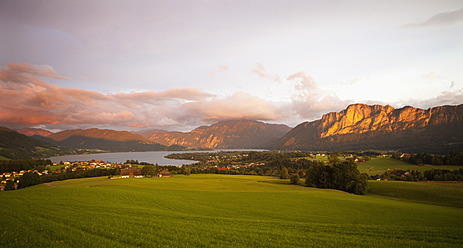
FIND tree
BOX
[4,180,15,191]
[141,165,156,177]
[306,163,332,188]
[183,168,191,176]
[290,174,299,184]
[18,172,40,189]
[305,161,368,195]
[328,154,341,165]
[280,167,289,179]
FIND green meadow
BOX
[358,157,463,175]
[357,157,412,174]
[368,180,463,208]
[1,175,462,247]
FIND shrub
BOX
[290,174,299,184]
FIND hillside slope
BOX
[147,120,291,149]
[0,127,69,159]
[15,128,53,137]
[38,128,182,152]
[278,104,463,154]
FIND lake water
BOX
[48,149,266,166]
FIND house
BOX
[400,153,411,158]
[120,168,143,178]
[157,170,172,178]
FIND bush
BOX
[290,174,299,184]
[141,165,157,177]
[4,180,15,191]
[280,167,289,179]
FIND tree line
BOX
[371,168,463,182]
[393,151,463,165]
[304,155,368,194]
[0,159,52,173]
[166,152,368,195]
[4,168,118,191]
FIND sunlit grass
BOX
[0,174,462,247]
[358,157,463,175]
[368,180,463,208]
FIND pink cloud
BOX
[207,65,229,76]
[183,91,280,122]
[252,63,280,83]
[287,71,352,120]
[0,63,282,131]
[0,63,70,83]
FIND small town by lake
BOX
[48,149,266,166]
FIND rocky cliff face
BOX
[147,120,291,149]
[279,104,463,154]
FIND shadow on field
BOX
[257,180,291,185]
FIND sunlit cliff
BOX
[279,104,463,153]
[147,120,291,149]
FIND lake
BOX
[48,149,266,166]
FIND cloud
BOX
[183,91,281,122]
[207,65,229,75]
[287,71,352,120]
[115,88,215,103]
[401,90,463,110]
[287,72,317,92]
[0,63,70,83]
[424,72,438,78]
[252,63,280,83]
[0,63,282,131]
[406,7,463,28]
[2,62,460,132]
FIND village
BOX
[0,160,160,191]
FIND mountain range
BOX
[0,127,71,159]
[34,128,184,152]
[2,103,462,158]
[16,128,53,137]
[141,120,291,149]
[277,104,463,154]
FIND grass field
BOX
[357,157,463,175]
[1,174,462,247]
[368,180,463,208]
[357,157,412,174]
[303,155,330,162]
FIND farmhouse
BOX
[157,170,172,178]
[121,168,143,178]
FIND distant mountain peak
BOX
[148,119,291,149]
[48,128,150,142]
[16,128,53,137]
[38,128,176,152]
[278,104,463,154]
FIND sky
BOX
[1,0,462,132]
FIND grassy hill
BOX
[368,180,463,208]
[0,175,462,247]
[0,126,71,159]
[36,128,183,152]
